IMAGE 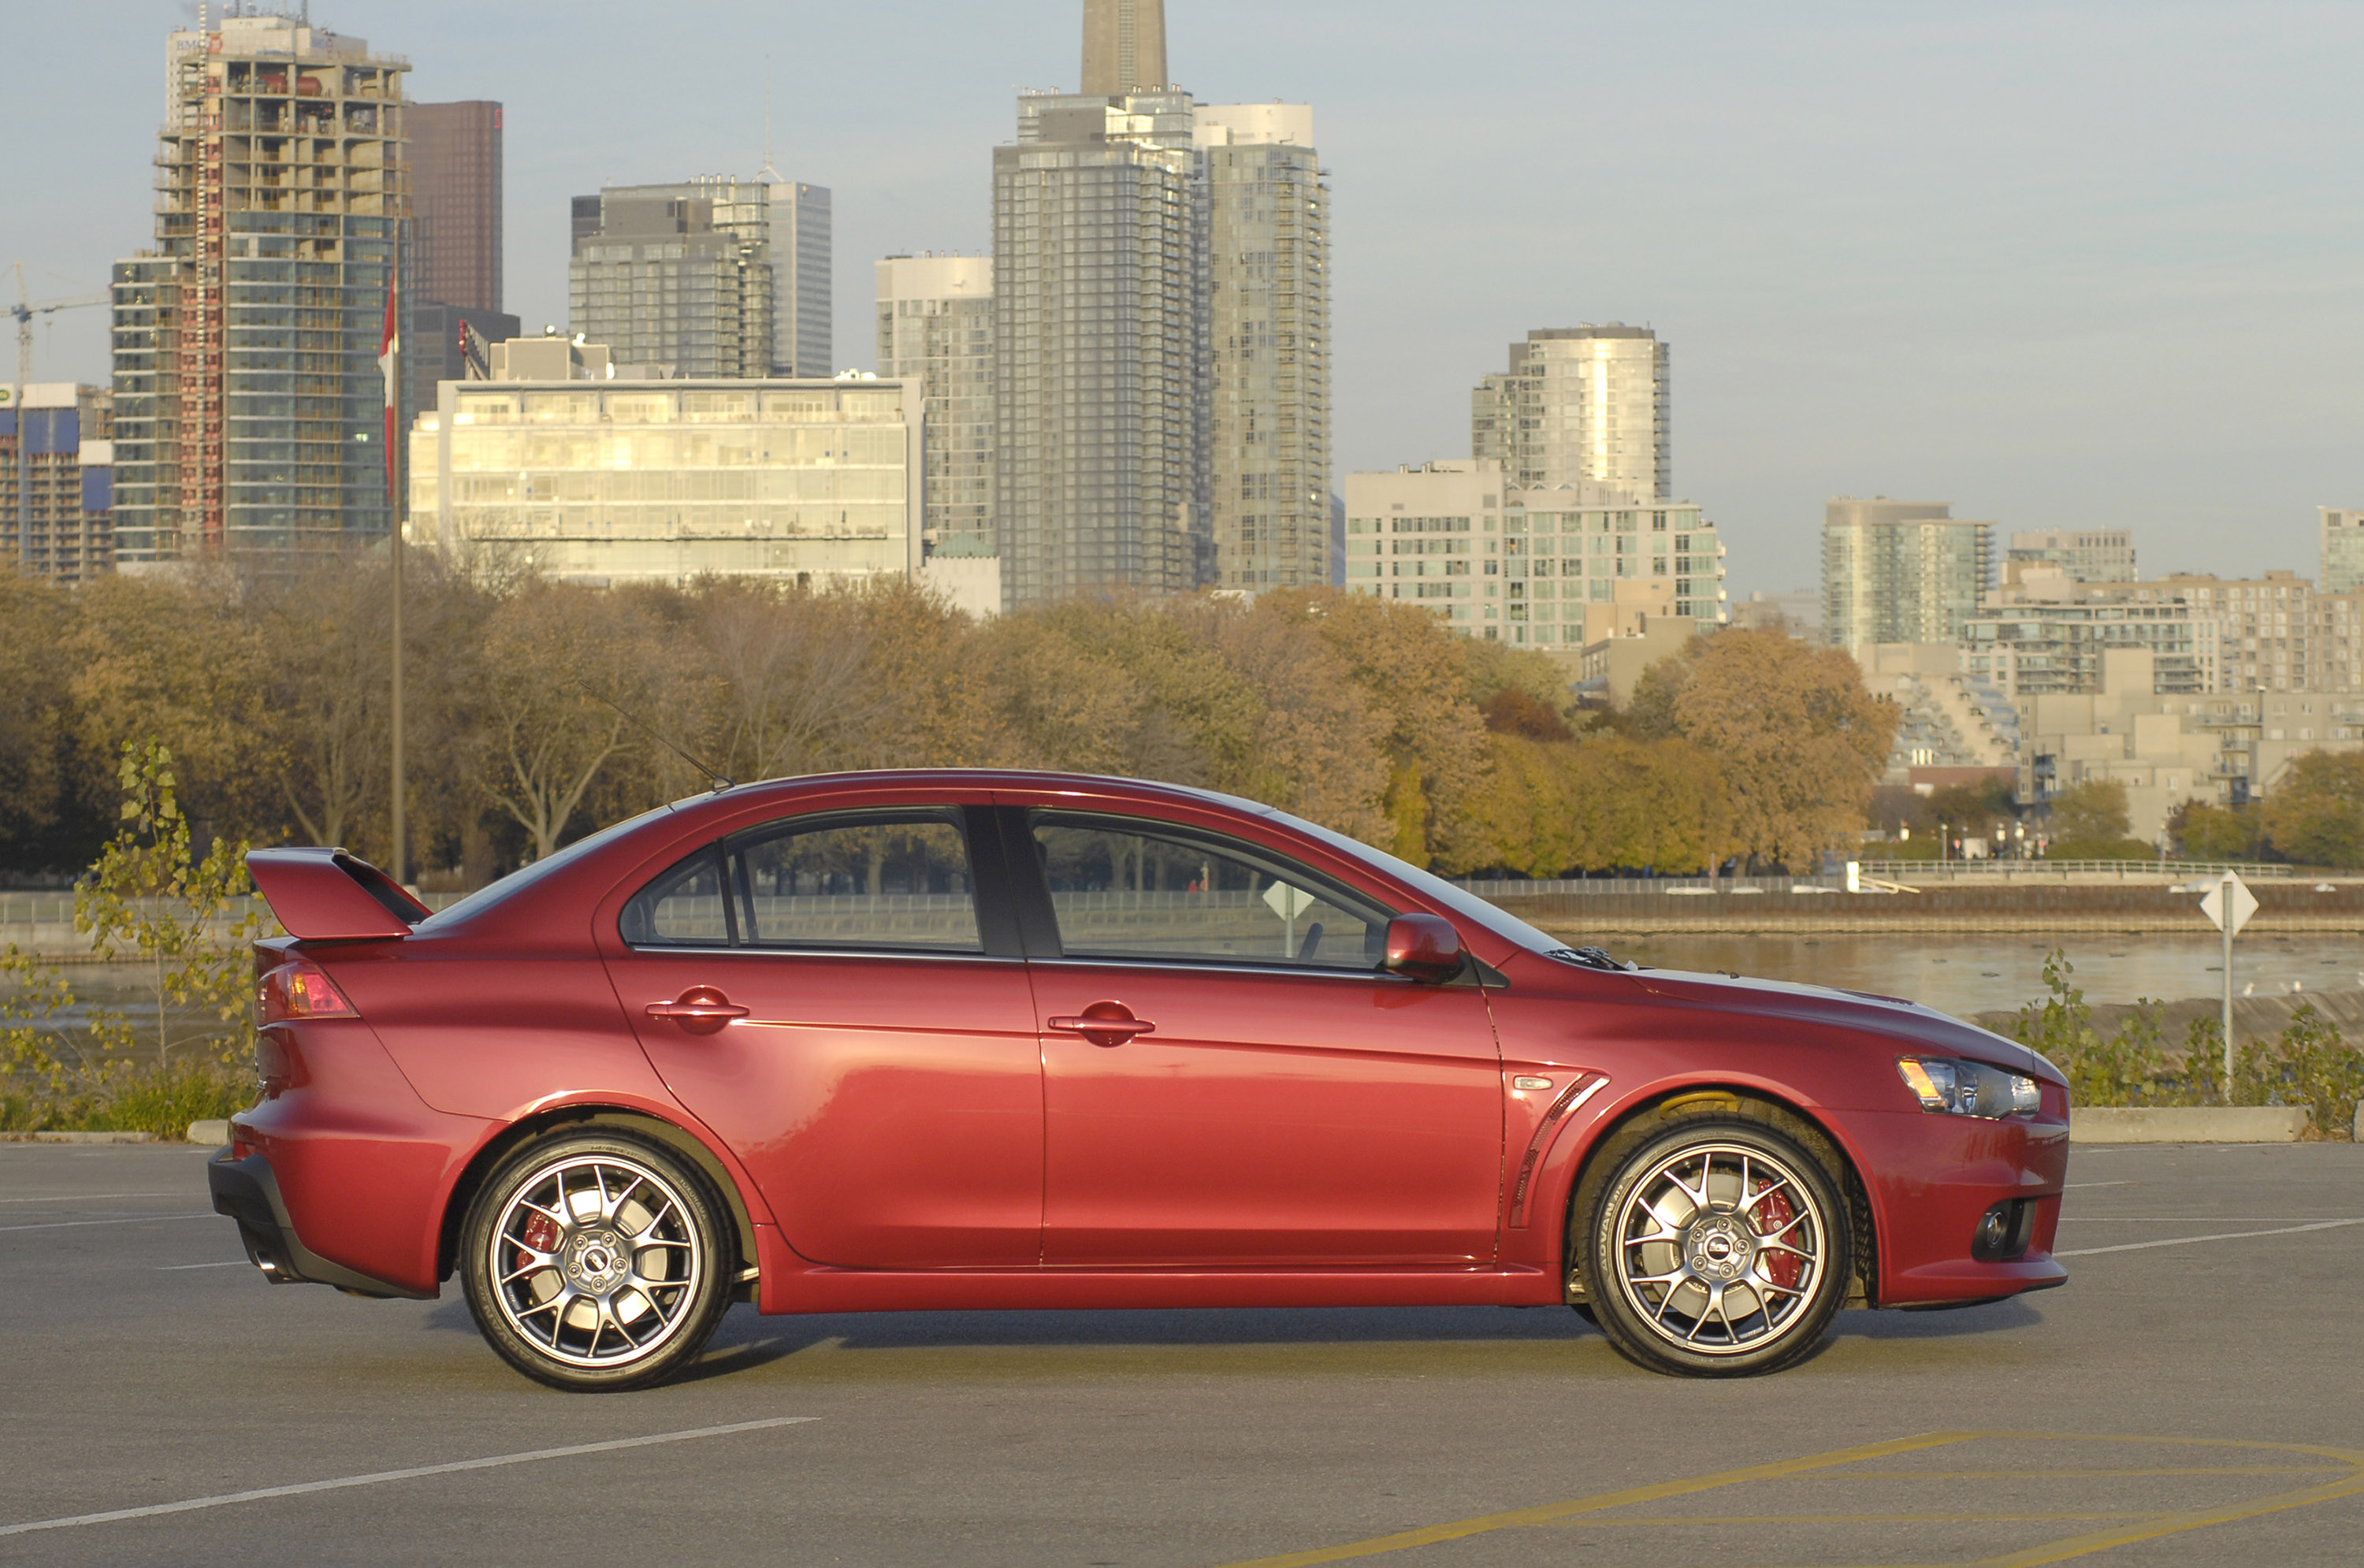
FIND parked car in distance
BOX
[210,771,2068,1389]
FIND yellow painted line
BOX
[1847,1466,2340,1479]
[1972,1465,2364,1566]
[1545,1511,2158,1526]
[1210,1431,1983,1568]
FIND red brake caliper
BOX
[519,1212,559,1273]
[1753,1183,1802,1290]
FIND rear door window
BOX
[621,810,982,953]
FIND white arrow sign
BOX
[2199,872,2258,937]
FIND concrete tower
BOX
[1083,0,1168,94]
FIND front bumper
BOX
[207,1148,434,1300]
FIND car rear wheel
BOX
[460,1131,734,1392]
[1583,1119,1849,1377]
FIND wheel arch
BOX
[437,1105,763,1299]
[1557,1083,1883,1310]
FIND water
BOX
[1604,932,2364,1020]
[20,942,2364,1040]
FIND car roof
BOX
[672,769,1282,819]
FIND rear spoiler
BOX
[246,848,432,940]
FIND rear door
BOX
[1010,807,1504,1269]
[604,804,1043,1269]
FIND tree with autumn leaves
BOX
[0,563,1905,882]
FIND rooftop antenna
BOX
[571,682,734,793]
[757,57,782,182]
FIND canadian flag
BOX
[377,275,398,502]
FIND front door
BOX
[1016,808,1504,1269]
[605,805,1043,1269]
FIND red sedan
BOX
[210,771,2068,1388]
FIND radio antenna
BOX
[572,682,734,792]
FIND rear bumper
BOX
[207,1149,434,1300]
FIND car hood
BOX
[1624,964,2063,1087]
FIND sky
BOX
[5,1,2360,597]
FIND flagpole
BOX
[383,263,405,885]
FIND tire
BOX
[460,1130,736,1392]
[1582,1117,1850,1377]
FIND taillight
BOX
[257,959,355,1025]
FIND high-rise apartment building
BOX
[877,255,994,555]
[111,13,407,563]
[1821,498,1994,653]
[1343,459,1724,645]
[1198,104,1329,590]
[407,101,500,314]
[1471,326,1670,502]
[1,383,114,585]
[2321,507,2364,593]
[993,83,1206,607]
[572,176,827,378]
[568,188,772,378]
[1961,577,2200,698]
[2004,528,2135,585]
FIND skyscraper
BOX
[877,255,994,555]
[111,11,407,563]
[992,78,1205,607]
[1821,497,1994,653]
[1199,104,1330,591]
[1472,326,1670,502]
[1083,0,1168,94]
[407,101,501,314]
[759,173,832,377]
[568,188,773,377]
[573,175,827,378]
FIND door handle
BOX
[645,987,748,1032]
[1048,1004,1155,1047]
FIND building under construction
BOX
[0,383,115,585]
[110,8,408,566]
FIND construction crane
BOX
[9,263,110,385]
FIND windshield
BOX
[416,804,675,930]
[1259,807,1565,957]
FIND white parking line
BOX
[0,1191,193,1205]
[0,1415,821,1539]
[0,1213,216,1234]
[2057,1217,2364,1258]
[2063,1181,2133,1189]
[155,1261,247,1271]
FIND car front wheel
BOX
[1583,1118,1849,1377]
[460,1131,734,1392]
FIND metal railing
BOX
[1852,859,2295,879]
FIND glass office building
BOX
[876,255,994,555]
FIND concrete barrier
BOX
[187,1119,230,1145]
[2072,1106,2313,1143]
[0,1130,161,1144]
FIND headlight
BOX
[1897,1056,2041,1118]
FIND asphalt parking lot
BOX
[3,1140,2362,1566]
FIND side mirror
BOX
[1382,913,1466,983]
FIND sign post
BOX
[2197,871,2258,1097]
[1262,879,1315,960]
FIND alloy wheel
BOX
[1609,1140,1827,1356]
[485,1152,706,1369]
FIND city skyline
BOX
[6,1,2361,593]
